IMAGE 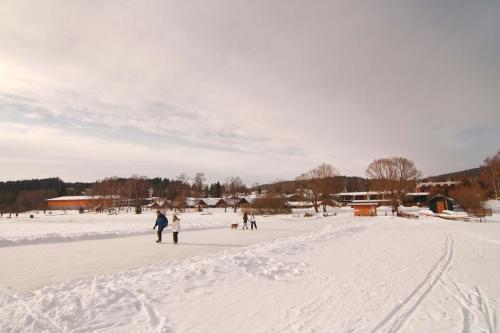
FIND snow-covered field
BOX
[0,209,229,247]
[1,210,499,332]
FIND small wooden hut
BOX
[428,195,454,213]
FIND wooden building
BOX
[350,201,379,216]
[46,196,113,210]
[428,194,454,213]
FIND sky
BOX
[1,0,499,185]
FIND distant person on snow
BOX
[153,211,168,243]
[242,212,249,230]
[172,214,181,244]
[250,213,257,230]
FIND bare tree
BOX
[481,150,500,199]
[171,173,190,212]
[366,157,421,212]
[123,175,150,213]
[14,190,47,212]
[193,172,206,210]
[91,177,122,211]
[450,183,487,210]
[296,163,340,213]
[225,177,245,212]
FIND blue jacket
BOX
[154,214,169,229]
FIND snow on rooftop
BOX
[287,201,313,207]
[349,200,380,206]
[336,191,389,196]
[198,198,224,206]
[417,181,461,187]
[46,196,102,201]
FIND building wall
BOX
[47,199,112,210]
[353,205,377,216]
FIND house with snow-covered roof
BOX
[196,198,227,208]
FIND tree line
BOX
[0,149,498,214]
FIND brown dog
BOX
[230,223,239,230]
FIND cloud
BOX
[0,0,499,182]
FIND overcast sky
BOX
[1,0,499,184]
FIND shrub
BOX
[78,207,85,214]
[450,183,487,210]
[252,196,291,215]
[135,205,142,214]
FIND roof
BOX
[405,192,430,196]
[349,200,380,206]
[287,201,313,207]
[198,198,225,206]
[46,196,102,201]
[417,181,461,187]
[335,191,390,196]
[429,194,455,201]
[240,196,257,204]
[185,198,198,206]
[350,202,380,206]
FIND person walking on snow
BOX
[172,214,181,244]
[242,212,249,230]
[250,212,257,230]
[153,211,168,243]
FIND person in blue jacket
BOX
[153,210,169,243]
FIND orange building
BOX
[350,201,379,216]
[46,196,113,210]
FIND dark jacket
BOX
[243,212,248,223]
[154,214,169,229]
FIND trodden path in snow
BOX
[0,217,333,293]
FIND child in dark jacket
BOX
[153,211,168,243]
[242,212,249,230]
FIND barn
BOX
[428,195,454,213]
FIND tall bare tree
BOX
[481,150,500,199]
[225,177,244,212]
[91,177,122,211]
[171,173,191,212]
[366,157,421,212]
[123,175,150,213]
[296,163,340,213]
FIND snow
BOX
[485,199,500,213]
[286,201,313,207]
[197,198,218,205]
[1,211,500,332]
[0,210,228,247]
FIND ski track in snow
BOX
[438,270,500,332]
[370,233,500,333]
[0,223,368,332]
[371,234,455,333]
